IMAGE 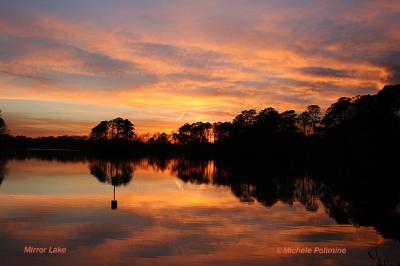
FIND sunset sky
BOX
[1,0,399,137]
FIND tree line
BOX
[88,104,322,144]
[1,84,399,152]
[88,105,321,144]
[142,84,400,146]
[171,104,322,144]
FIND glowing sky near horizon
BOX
[0,0,400,137]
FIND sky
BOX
[0,0,399,137]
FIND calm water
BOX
[0,156,399,266]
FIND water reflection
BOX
[89,160,134,210]
[0,159,7,185]
[0,154,399,265]
[89,160,133,186]
[167,158,400,241]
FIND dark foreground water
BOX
[0,156,399,266]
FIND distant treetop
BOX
[90,118,135,141]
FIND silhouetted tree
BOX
[147,135,156,144]
[213,122,232,143]
[255,107,281,132]
[175,122,212,144]
[90,118,135,141]
[120,118,135,141]
[377,84,400,113]
[322,87,400,132]
[307,105,321,134]
[90,120,108,140]
[295,105,321,135]
[191,122,212,143]
[320,85,400,163]
[322,97,352,129]
[157,132,170,144]
[297,111,312,135]
[148,132,170,144]
[233,109,257,128]
[280,110,298,133]
[176,123,192,144]
[0,109,7,135]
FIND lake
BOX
[0,154,399,265]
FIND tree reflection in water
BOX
[89,160,134,210]
[0,153,399,242]
[145,157,400,241]
[0,159,7,186]
[89,160,133,186]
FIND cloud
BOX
[0,69,53,84]
[186,86,249,98]
[370,50,400,83]
[165,72,226,82]
[0,33,140,76]
[297,67,351,78]
[131,42,230,70]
